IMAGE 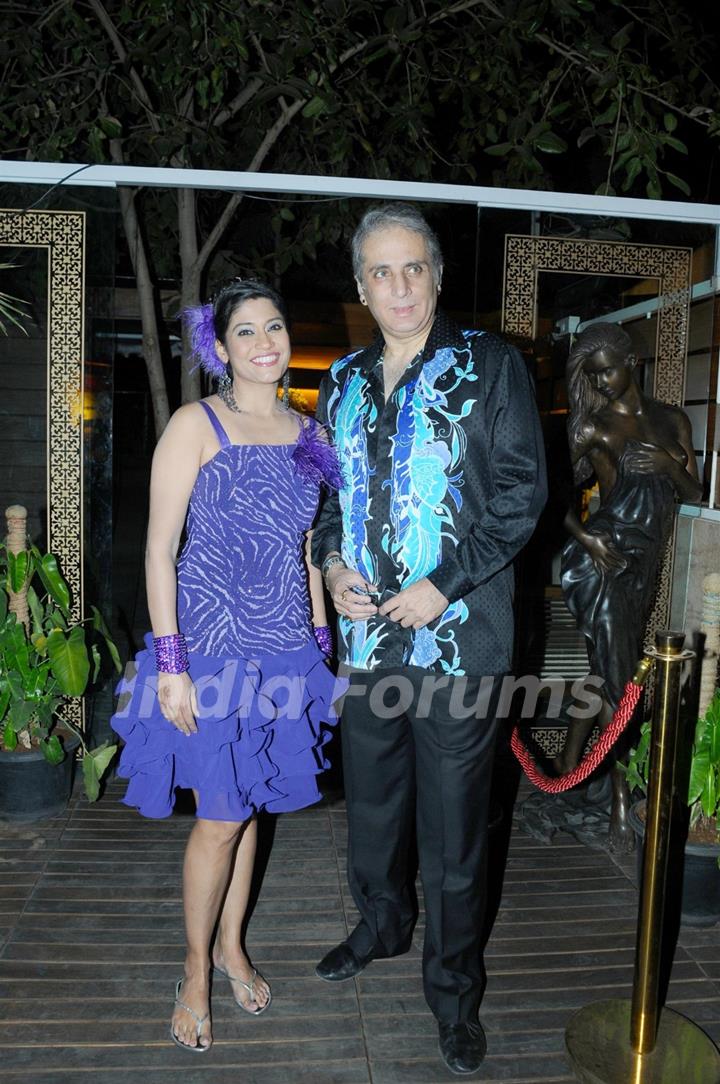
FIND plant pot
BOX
[629,800,720,928]
[0,732,81,822]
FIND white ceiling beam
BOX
[2,160,720,225]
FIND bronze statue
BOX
[555,322,701,849]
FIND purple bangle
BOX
[313,625,332,656]
[154,633,189,674]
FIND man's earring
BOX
[359,295,367,306]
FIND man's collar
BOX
[355,309,466,371]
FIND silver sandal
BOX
[170,978,211,1052]
[213,964,272,1015]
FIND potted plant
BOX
[624,689,720,926]
[0,535,121,821]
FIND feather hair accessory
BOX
[182,303,226,378]
[291,419,345,491]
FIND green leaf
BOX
[688,748,710,806]
[666,173,691,197]
[302,95,326,118]
[97,115,122,138]
[710,710,720,764]
[8,699,34,732]
[81,742,117,803]
[279,207,295,222]
[622,157,642,190]
[7,550,29,593]
[41,735,65,765]
[594,100,618,126]
[2,721,17,750]
[549,102,571,119]
[6,671,23,701]
[27,586,44,636]
[646,175,662,200]
[484,142,513,156]
[47,627,90,696]
[664,112,678,132]
[0,683,10,723]
[0,587,6,623]
[610,21,632,50]
[90,606,122,673]
[91,643,101,683]
[701,770,717,820]
[37,554,71,614]
[663,135,688,155]
[534,132,568,154]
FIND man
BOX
[312,203,546,1075]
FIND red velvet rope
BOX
[510,679,644,794]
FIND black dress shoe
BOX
[315,942,375,982]
[437,1021,487,1075]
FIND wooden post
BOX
[5,504,29,634]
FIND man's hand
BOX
[378,578,448,629]
[326,565,378,621]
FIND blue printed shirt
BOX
[311,311,547,676]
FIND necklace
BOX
[218,373,290,415]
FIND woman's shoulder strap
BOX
[198,400,232,449]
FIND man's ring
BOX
[340,589,348,602]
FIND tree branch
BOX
[194,95,306,274]
[212,76,264,128]
[85,0,161,133]
[604,85,625,195]
[471,0,718,128]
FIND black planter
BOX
[629,800,720,928]
[0,734,80,822]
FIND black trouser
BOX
[340,667,501,1023]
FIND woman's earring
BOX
[282,370,291,408]
[218,362,232,389]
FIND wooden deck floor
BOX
[1,764,719,1084]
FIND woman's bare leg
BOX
[171,812,246,1049]
[212,816,271,1011]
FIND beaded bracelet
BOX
[154,633,189,674]
[313,625,333,656]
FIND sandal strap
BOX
[230,967,257,998]
[215,964,258,998]
[174,981,210,1034]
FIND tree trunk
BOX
[178,188,202,404]
[115,185,171,438]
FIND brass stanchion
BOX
[565,631,720,1083]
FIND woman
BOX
[111,279,343,1052]
[558,322,701,844]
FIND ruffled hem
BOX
[110,634,346,821]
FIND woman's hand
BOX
[624,441,674,476]
[157,672,199,736]
[582,530,627,574]
[326,565,378,621]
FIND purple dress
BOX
[111,401,344,821]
